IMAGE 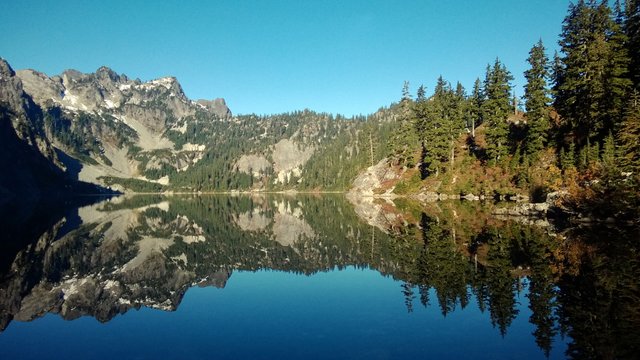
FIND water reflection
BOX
[0,194,638,359]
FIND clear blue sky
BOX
[0,0,571,116]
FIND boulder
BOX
[493,202,548,217]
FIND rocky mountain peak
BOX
[146,76,183,94]
[61,69,84,84]
[95,66,125,84]
[16,69,65,104]
[0,59,27,112]
[0,58,16,78]
[196,97,232,118]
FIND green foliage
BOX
[99,176,166,192]
[469,78,484,129]
[560,141,576,171]
[390,81,420,168]
[415,76,466,177]
[617,92,640,173]
[556,0,631,145]
[393,170,422,195]
[523,39,551,157]
[164,109,371,191]
[627,0,640,88]
[482,59,514,164]
[602,132,617,168]
[301,120,394,190]
[43,109,136,166]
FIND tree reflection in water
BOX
[0,195,637,359]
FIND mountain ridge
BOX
[1,57,396,195]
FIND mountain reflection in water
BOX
[0,195,638,359]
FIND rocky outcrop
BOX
[0,58,80,197]
[0,59,60,168]
[235,154,271,178]
[492,191,567,218]
[272,139,314,184]
[196,98,232,118]
[493,202,550,217]
[346,195,401,234]
[18,66,199,126]
[349,158,401,197]
[15,69,64,106]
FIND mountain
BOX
[14,64,230,189]
[0,58,398,193]
[0,58,110,201]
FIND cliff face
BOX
[0,58,66,198]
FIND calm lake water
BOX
[0,195,638,359]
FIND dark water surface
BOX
[0,195,638,359]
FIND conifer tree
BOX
[560,141,577,171]
[550,51,564,101]
[556,0,605,144]
[626,0,640,88]
[420,77,452,176]
[482,58,514,164]
[391,81,419,167]
[523,39,552,158]
[469,78,483,136]
[413,84,431,176]
[413,84,429,133]
[617,91,640,173]
[556,0,630,144]
[415,77,466,177]
[602,131,617,168]
[604,0,632,134]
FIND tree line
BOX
[389,0,640,197]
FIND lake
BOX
[0,195,638,359]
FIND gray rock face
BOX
[349,158,401,197]
[15,69,64,105]
[0,59,29,121]
[0,58,62,171]
[272,139,315,184]
[197,98,232,118]
[15,65,228,128]
[235,154,271,177]
[9,61,231,188]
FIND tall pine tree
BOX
[556,0,605,144]
[603,0,632,134]
[417,77,466,177]
[469,78,484,136]
[626,0,640,89]
[419,77,453,176]
[391,81,419,167]
[556,0,630,145]
[523,40,551,156]
[482,58,514,164]
[617,90,640,173]
[523,39,552,158]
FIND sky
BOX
[0,0,572,116]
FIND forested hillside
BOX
[377,0,640,220]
